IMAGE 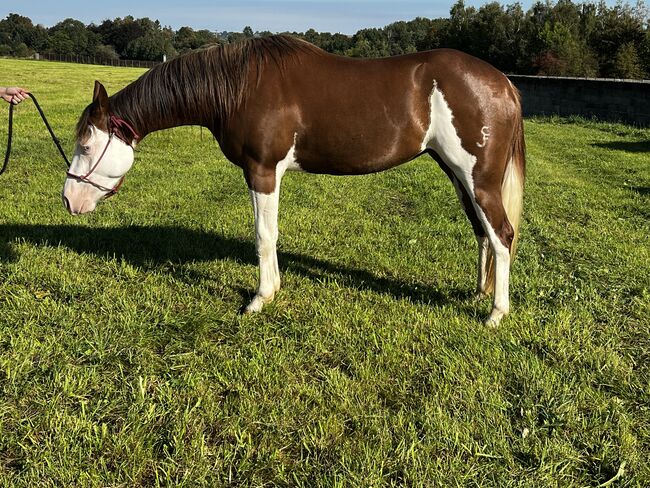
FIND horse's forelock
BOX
[76,101,109,142]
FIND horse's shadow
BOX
[0,224,466,309]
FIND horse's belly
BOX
[295,123,424,175]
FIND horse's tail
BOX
[485,95,526,293]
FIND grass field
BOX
[0,58,648,487]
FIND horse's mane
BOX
[77,35,323,139]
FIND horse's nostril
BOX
[62,195,71,213]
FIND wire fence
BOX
[35,52,161,69]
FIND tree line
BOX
[1,0,649,79]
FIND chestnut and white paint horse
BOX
[63,35,525,326]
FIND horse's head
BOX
[62,81,136,215]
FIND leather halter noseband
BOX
[66,115,139,199]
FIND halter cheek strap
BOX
[66,115,139,199]
[109,115,140,145]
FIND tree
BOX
[613,42,645,78]
[641,29,650,76]
[194,29,220,48]
[0,4,648,79]
[94,43,120,61]
[48,18,101,56]
[0,13,47,52]
[14,42,31,57]
[349,28,389,57]
[125,29,176,60]
[535,20,598,76]
[173,26,220,53]
[174,26,199,52]
[47,30,75,56]
[588,1,647,77]
[93,16,146,57]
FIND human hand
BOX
[1,87,30,104]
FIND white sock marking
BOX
[246,134,299,313]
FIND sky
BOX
[7,0,526,35]
[6,0,627,34]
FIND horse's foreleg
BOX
[241,136,297,314]
[245,186,281,313]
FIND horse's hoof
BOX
[485,309,507,327]
[242,293,272,314]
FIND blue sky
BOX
[6,0,622,34]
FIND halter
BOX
[66,115,139,199]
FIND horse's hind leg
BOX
[431,154,490,298]
[450,164,514,326]
[452,177,493,299]
[473,184,514,325]
[428,136,515,326]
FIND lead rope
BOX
[2,92,71,176]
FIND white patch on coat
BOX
[279,133,302,173]
[476,126,490,148]
[245,134,299,313]
[421,81,477,193]
[421,81,511,326]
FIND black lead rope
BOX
[1,97,13,176]
[2,92,71,176]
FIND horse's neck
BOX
[110,77,213,139]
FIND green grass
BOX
[0,58,648,487]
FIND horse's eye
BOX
[82,145,91,154]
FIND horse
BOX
[62,35,525,326]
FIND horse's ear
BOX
[92,80,109,109]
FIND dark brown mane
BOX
[76,35,324,140]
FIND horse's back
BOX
[223,44,519,175]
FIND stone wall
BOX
[508,75,650,126]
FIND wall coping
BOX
[507,74,650,85]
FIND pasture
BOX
[0,58,648,486]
